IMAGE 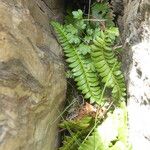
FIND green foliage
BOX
[59,117,94,150]
[51,21,102,104]
[72,9,83,20]
[51,5,126,103]
[51,1,129,150]
[59,131,82,150]
[91,28,126,101]
[59,102,130,150]
[79,102,130,150]
[60,116,93,131]
[79,130,106,150]
[91,2,115,27]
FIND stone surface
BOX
[0,0,66,150]
[113,0,150,149]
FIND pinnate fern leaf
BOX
[51,21,102,104]
[91,28,126,101]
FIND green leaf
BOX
[76,20,86,30]
[86,28,93,35]
[91,2,115,27]
[84,36,92,43]
[66,55,78,63]
[65,24,78,35]
[67,33,81,44]
[69,61,80,68]
[93,28,101,39]
[91,30,126,101]
[78,103,130,150]
[72,9,83,19]
[73,69,84,76]
[77,44,91,55]
[59,132,82,150]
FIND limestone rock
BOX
[113,0,150,149]
[0,0,66,150]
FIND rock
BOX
[113,0,150,149]
[0,0,66,150]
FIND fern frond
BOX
[51,21,102,104]
[59,117,94,150]
[59,131,82,150]
[91,29,126,101]
[59,116,93,131]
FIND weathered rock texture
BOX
[0,0,66,150]
[113,0,150,149]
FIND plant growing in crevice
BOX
[51,1,129,149]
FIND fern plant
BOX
[51,2,126,103]
[51,1,128,150]
[51,21,103,104]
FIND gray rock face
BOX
[0,0,66,150]
[114,0,150,149]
